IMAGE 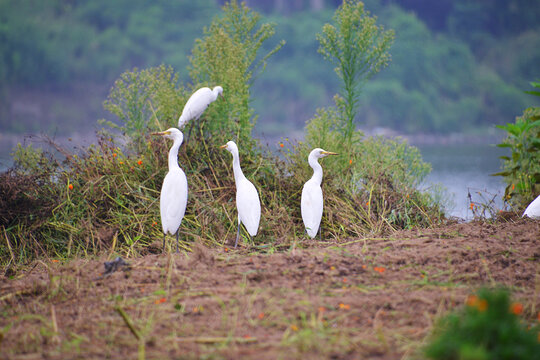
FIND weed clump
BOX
[424,288,540,360]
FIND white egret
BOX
[523,194,540,219]
[152,128,188,253]
[220,141,261,248]
[178,86,223,139]
[301,148,338,239]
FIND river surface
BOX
[417,142,508,219]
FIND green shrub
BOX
[494,81,540,208]
[100,64,185,149]
[188,0,283,146]
[424,288,540,360]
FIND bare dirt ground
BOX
[1,218,539,359]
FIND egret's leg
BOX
[234,221,241,248]
[319,227,322,241]
[175,231,179,253]
[186,121,195,144]
[162,234,166,253]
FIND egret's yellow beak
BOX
[151,130,170,136]
[220,144,227,149]
[322,151,338,156]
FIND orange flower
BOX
[342,278,347,282]
[151,221,157,227]
[68,184,73,190]
[224,247,229,252]
[258,312,265,319]
[330,266,336,270]
[466,295,478,307]
[510,303,523,315]
[318,306,326,313]
[349,159,353,165]
[155,297,166,304]
[470,202,475,211]
[339,303,350,310]
[137,160,143,165]
[51,259,59,263]
[477,299,488,312]
[243,335,252,339]
[512,184,515,190]
[119,161,124,165]
[374,267,386,274]
[279,143,284,148]
[113,153,117,158]
[290,324,298,331]
[361,264,367,269]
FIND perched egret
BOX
[178,86,223,140]
[152,128,188,253]
[220,141,261,248]
[523,194,540,219]
[301,148,338,239]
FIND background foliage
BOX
[1,0,539,136]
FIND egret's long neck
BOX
[212,88,221,102]
[308,155,323,185]
[168,138,182,170]
[231,149,246,184]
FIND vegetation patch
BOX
[1,1,444,264]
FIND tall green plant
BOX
[316,0,394,150]
[99,64,185,150]
[494,81,540,208]
[188,0,284,145]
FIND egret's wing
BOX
[301,181,323,238]
[160,169,188,234]
[523,194,540,218]
[236,179,261,236]
[178,88,211,127]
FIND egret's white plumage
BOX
[221,141,261,247]
[178,86,223,128]
[152,128,188,252]
[301,148,338,238]
[523,194,540,219]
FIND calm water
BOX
[417,143,508,219]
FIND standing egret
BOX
[220,141,261,248]
[523,194,540,219]
[178,86,223,140]
[152,128,188,253]
[301,148,338,239]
